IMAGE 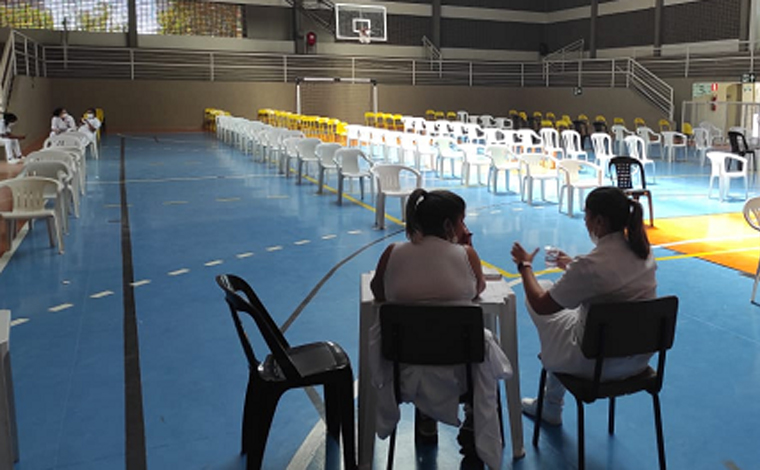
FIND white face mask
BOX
[85,113,94,119]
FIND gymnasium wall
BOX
[26,77,668,132]
[6,76,55,151]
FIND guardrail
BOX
[1,30,45,112]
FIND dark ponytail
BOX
[405,189,466,241]
[585,186,650,259]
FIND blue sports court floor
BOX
[2,132,760,469]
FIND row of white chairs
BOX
[0,132,90,255]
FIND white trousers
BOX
[0,138,21,160]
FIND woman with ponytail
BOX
[511,186,657,426]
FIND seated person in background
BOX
[78,108,101,143]
[50,107,76,137]
[0,113,25,164]
[511,186,657,426]
[371,189,511,469]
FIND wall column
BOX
[127,0,137,48]
[740,0,752,52]
[432,0,442,48]
[653,0,663,56]
[293,0,304,54]
[589,0,598,58]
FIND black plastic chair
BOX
[379,304,501,470]
[609,156,654,227]
[532,296,679,470]
[216,274,356,470]
[728,131,755,171]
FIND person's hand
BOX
[511,242,538,265]
[555,250,573,270]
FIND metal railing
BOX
[543,39,585,62]
[1,30,45,112]
[630,39,759,79]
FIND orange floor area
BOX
[647,213,760,275]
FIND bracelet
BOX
[517,261,532,272]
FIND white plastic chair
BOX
[483,129,506,145]
[515,129,543,154]
[334,148,374,205]
[561,130,588,161]
[459,143,490,186]
[315,143,342,194]
[486,144,521,194]
[610,124,633,154]
[557,160,603,217]
[519,153,560,205]
[693,128,711,166]
[743,196,760,302]
[26,149,84,197]
[415,135,437,171]
[661,131,688,162]
[399,133,418,167]
[494,117,513,130]
[384,131,402,164]
[369,128,388,161]
[433,136,464,179]
[636,126,663,159]
[295,138,322,185]
[706,151,748,202]
[462,123,484,144]
[371,164,422,229]
[700,121,724,145]
[478,115,495,128]
[540,128,564,159]
[0,176,64,254]
[22,160,78,232]
[624,135,657,184]
[281,137,303,177]
[456,111,469,123]
[591,132,614,176]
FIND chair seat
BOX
[555,367,658,403]
[572,181,600,190]
[260,341,351,382]
[383,189,414,197]
[342,171,371,178]
[0,209,56,219]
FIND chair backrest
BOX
[22,160,72,181]
[45,134,86,150]
[558,160,601,184]
[334,148,371,173]
[516,129,541,146]
[609,156,647,190]
[216,274,302,379]
[316,143,342,165]
[371,164,421,192]
[728,131,749,153]
[693,128,710,149]
[561,130,582,152]
[539,128,560,149]
[0,176,61,212]
[486,144,515,164]
[283,137,303,156]
[744,196,760,231]
[591,133,612,157]
[581,296,678,390]
[26,149,80,169]
[296,138,322,159]
[624,135,646,160]
[380,304,484,365]
[433,136,461,156]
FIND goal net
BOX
[296,77,378,125]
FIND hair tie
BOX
[415,192,426,207]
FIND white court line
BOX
[10,318,29,327]
[347,230,362,235]
[490,210,502,214]
[90,290,114,299]
[507,278,524,288]
[322,234,337,240]
[168,268,190,276]
[236,252,254,259]
[204,260,224,267]
[163,201,189,205]
[266,246,283,252]
[130,280,151,287]
[267,195,290,199]
[467,212,480,217]
[216,197,241,202]
[0,224,29,276]
[49,303,74,313]
[513,208,523,211]
[286,379,359,470]
[294,240,311,245]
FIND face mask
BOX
[85,113,94,119]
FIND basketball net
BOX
[358,27,371,44]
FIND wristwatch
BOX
[517,261,532,272]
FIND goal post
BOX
[295,77,378,125]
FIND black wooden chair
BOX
[532,296,679,470]
[609,156,654,227]
[216,274,356,470]
[379,303,502,470]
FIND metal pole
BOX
[372,83,378,113]
[545,62,549,87]
[578,59,582,88]
[685,47,690,78]
[130,49,135,80]
[283,56,288,83]
[521,63,524,87]
[352,57,356,81]
[210,52,214,82]
[611,59,615,88]
[469,62,473,87]
[296,82,301,114]
[42,46,46,78]
[34,43,39,77]
[24,37,29,76]
[412,60,416,86]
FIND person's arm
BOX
[370,244,395,302]
[464,245,486,297]
[511,242,563,315]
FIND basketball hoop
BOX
[358,26,371,44]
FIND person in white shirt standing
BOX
[0,113,25,164]
[50,107,76,137]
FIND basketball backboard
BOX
[335,4,387,42]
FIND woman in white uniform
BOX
[0,113,25,164]
[511,186,656,426]
[50,108,76,137]
[78,108,101,143]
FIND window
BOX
[0,0,129,32]
[137,0,244,38]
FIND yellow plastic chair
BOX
[434,111,445,121]
[682,122,694,137]
[446,111,457,121]
[336,121,348,146]
[533,111,543,121]
[365,112,376,127]
[634,117,646,128]
[562,115,572,124]
[595,115,607,125]
[545,112,556,123]
[425,109,436,121]
[540,120,554,129]
[382,113,394,130]
[393,114,404,132]
[556,120,570,132]
[577,114,589,123]
[659,119,672,133]
[519,111,528,122]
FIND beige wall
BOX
[7,76,54,150]
[8,76,668,132]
